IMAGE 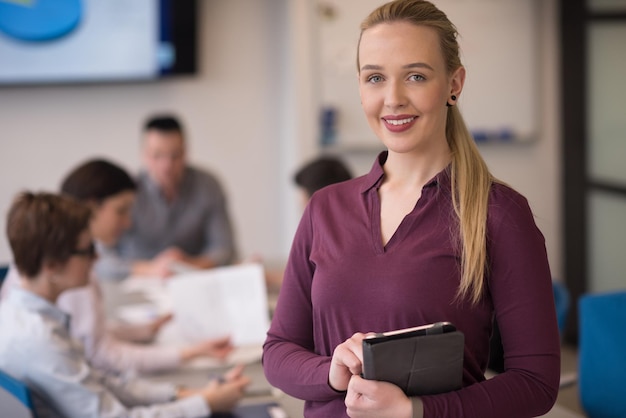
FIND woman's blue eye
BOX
[410,74,425,81]
[367,75,383,83]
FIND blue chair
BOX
[578,290,626,418]
[0,263,9,289]
[0,369,38,418]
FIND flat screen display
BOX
[0,0,197,85]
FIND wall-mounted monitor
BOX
[0,0,197,85]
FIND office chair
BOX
[0,369,38,418]
[578,290,626,418]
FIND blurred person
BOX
[294,155,353,204]
[59,158,173,281]
[264,156,354,292]
[0,192,249,418]
[1,159,236,374]
[120,114,238,275]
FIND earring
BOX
[446,95,457,107]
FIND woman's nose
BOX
[384,80,407,109]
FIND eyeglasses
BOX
[71,242,97,259]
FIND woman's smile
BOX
[382,115,418,132]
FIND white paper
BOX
[165,263,271,347]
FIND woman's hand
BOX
[180,335,234,362]
[329,332,369,392]
[345,374,413,418]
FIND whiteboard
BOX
[316,0,539,146]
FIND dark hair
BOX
[60,159,136,203]
[294,156,353,198]
[7,192,92,278]
[143,114,184,135]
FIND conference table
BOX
[99,272,305,417]
[141,359,303,417]
[100,275,582,418]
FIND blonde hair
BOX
[358,0,495,304]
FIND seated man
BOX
[121,114,238,276]
[0,192,249,418]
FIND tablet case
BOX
[362,322,464,396]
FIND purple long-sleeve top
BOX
[263,152,560,418]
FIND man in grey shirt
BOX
[121,115,238,276]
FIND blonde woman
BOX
[262,1,560,417]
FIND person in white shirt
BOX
[1,159,235,374]
[0,191,250,418]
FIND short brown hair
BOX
[6,192,92,278]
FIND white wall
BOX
[0,0,562,279]
[479,0,562,280]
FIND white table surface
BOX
[100,279,304,416]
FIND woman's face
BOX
[56,229,95,290]
[358,21,464,155]
[90,190,135,246]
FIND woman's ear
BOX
[449,65,466,98]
